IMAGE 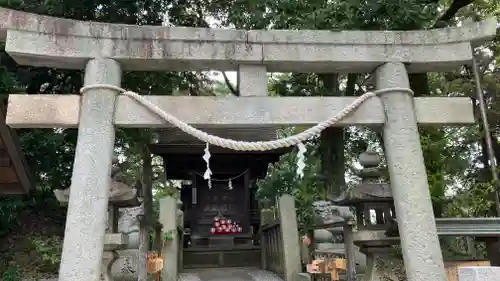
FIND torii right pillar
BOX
[376,62,446,281]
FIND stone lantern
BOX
[333,146,395,232]
[333,146,404,281]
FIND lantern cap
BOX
[359,145,381,168]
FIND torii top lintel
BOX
[0,7,496,73]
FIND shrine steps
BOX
[183,247,261,269]
[178,267,284,281]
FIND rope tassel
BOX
[203,143,212,188]
[296,142,307,179]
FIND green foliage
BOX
[0,190,63,237]
[163,230,175,241]
[205,0,440,30]
[449,181,499,217]
[0,63,18,94]
[1,265,22,281]
[0,197,27,237]
[26,235,63,272]
[257,129,323,233]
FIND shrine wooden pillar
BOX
[244,170,251,234]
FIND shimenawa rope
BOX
[80,84,413,181]
[80,84,413,151]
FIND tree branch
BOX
[434,0,475,27]
[222,71,239,96]
[407,0,476,111]
[184,13,239,97]
[345,74,357,97]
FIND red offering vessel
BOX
[210,215,243,234]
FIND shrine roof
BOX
[0,7,496,72]
[150,141,291,180]
[0,102,33,195]
[152,126,293,160]
[150,143,291,155]
[155,127,283,148]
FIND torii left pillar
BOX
[58,58,121,281]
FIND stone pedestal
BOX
[109,249,140,281]
[101,251,118,281]
[313,230,366,274]
[312,200,366,275]
[103,205,142,281]
[315,229,335,248]
[361,247,404,281]
[459,266,500,281]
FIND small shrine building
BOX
[150,128,290,268]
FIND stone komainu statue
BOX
[54,154,140,207]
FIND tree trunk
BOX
[486,238,500,266]
[320,128,345,197]
[319,74,346,198]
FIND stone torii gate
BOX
[0,7,497,281]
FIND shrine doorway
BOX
[188,173,252,249]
